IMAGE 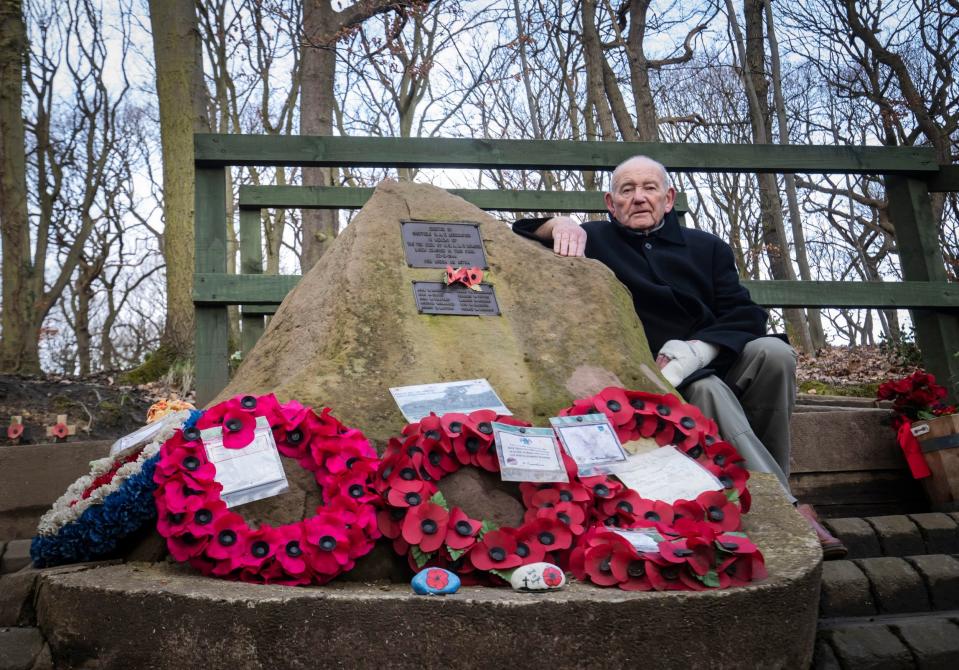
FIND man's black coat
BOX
[513,211,769,384]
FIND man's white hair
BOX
[610,155,672,191]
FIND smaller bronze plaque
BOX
[401,220,489,269]
[412,281,501,316]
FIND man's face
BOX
[604,160,676,231]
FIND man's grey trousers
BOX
[682,337,798,504]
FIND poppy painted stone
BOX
[411,567,461,595]
[509,562,566,591]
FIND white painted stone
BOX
[509,562,566,591]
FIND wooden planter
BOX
[913,414,959,511]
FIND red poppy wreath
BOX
[561,387,766,591]
[153,393,381,586]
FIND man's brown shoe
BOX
[797,504,848,560]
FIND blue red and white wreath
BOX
[30,409,201,568]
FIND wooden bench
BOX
[193,134,959,404]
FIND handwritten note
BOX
[614,446,722,504]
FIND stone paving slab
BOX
[905,554,959,611]
[823,517,882,558]
[854,557,930,614]
[892,618,959,670]
[0,540,31,575]
[0,627,44,670]
[822,624,914,669]
[820,561,875,617]
[866,515,927,557]
[811,639,842,670]
[908,513,959,555]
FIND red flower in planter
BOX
[402,502,449,553]
[425,568,450,590]
[696,490,741,532]
[445,508,482,551]
[470,529,523,571]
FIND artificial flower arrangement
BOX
[152,394,381,585]
[376,388,766,591]
[31,409,199,568]
[877,370,956,478]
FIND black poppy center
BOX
[381,466,394,481]
[319,535,337,551]
[593,484,610,497]
[627,560,646,578]
[598,556,612,573]
[630,398,645,409]
[346,457,358,469]
[708,506,725,522]
[287,429,304,444]
[218,530,237,546]
[194,509,213,525]
[714,454,727,467]
[448,421,463,434]
[168,512,184,524]
[240,395,257,409]
[285,541,302,557]
[662,565,680,580]
[557,512,571,524]
[606,399,622,412]
[515,542,530,558]
[538,531,556,546]
[424,430,441,441]
[405,492,422,506]
[617,501,633,513]
[183,456,200,471]
[390,507,407,521]
[183,427,201,441]
[349,484,365,498]
[478,422,493,435]
[720,541,739,552]
[400,468,416,480]
[225,418,243,432]
[644,511,661,521]
[673,548,693,557]
[251,541,269,558]
[687,445,704,459]
[680,416,696,429]
[465,436,481,453]
[705,435,716,445]
[719,475,734,489]
[656,404,671,416]
[421,519,438,535]
[407,446,423,457]
[559,490,573,502]
[455,520,473,536]
[488,547,506,562]
[428,452,442,466]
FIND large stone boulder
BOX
[218,180,668,446]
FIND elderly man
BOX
[512,155,846,558]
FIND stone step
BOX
[814,612,959,670]
[0,540,31,576]
[0,626,50,670]
[820,555,959,618]
[823,514,959,558]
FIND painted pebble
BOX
[411,567,461,595]
[509,562,566,591]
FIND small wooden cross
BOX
[7,416,24,443]
[46,414,77,442]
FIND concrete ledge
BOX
[34,474,821,670]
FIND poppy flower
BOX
[601,489,644,522]
[594,387,634,426]
[715,533,759,557]
[580,475,622,501]
[377,507,408,539]
[658,537,715,576]
[696,490,742,532]
[611,551,655,592]
[387,478,434,508]
[470,529,523,571]
[706,462,749,495]
[718,551,767,586]
[645,555,689,591]
[402,502,449,553]
[582,541,625,587]
[505,525,547,564]
[671,499,706,525]
[527,502,587,536]
[425,568,450,590]
[630,498,675,527]
[323,465,379,505]
[168,532,210,562]
[156,507,192,537]
[445,508,482,551]
[204,511,249,562]
[184,499,227,538]
[523,517,573,553]
[704,441,744,469]
[440,412,473,439]
[421,440,458,480]
[154,477,215,514]
[304,516,352,574]
[271,524,310,576]
[220,407,257,449]
[542,566,564,587]
[671,517,719,542]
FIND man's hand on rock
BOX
[533,217,586,257]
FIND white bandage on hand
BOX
[658,339,721,386]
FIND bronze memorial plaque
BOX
[412,281,501,316]
[400,220,489,269]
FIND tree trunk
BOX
[0,0,37,373]
[625,0,659,141]
[148,0,210,364]
[300,0,338,272]
[581,0,617,141]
